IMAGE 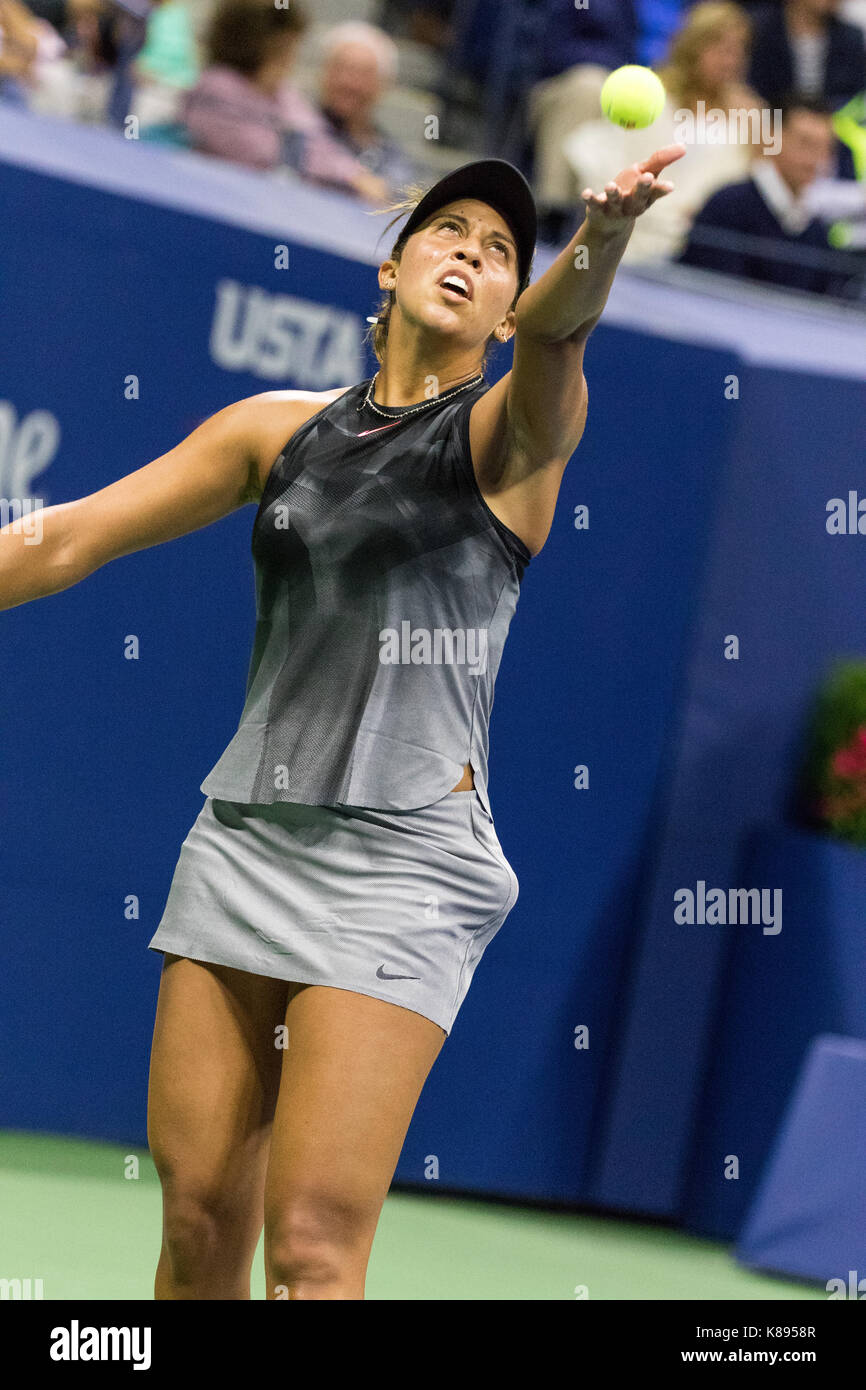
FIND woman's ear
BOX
[494,308,517,343]
[378,260,398,293]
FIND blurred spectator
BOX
[747,0,866,109]
[32,0,156,127]
[19,0,62,24]
[26,0,119,122]
[639,1,689,66]
[20,0,91,29]
[24,0,102,46]
[377,0,455,50]
[832,84,866,177]
[0,0,60,104]
[99,0,152,128]
[1,0,37,103]
[679,95,862,293]
[562,3,762,261]
[440,0,500,86]
[131,0,198,126]
[841,0,866,38]
[309,21,417,197]
[181,0,388,203]
[528,0,639,236]
[657,1,758,106]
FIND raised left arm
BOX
[469,144,684,555]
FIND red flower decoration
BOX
[832,725,866,779]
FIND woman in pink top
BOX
[182,0,389,203]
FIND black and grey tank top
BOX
[200,377,531,817]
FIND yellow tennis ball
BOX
[600,65,666,129]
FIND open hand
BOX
[582,144,686,231]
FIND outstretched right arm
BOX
[0,388,347,613]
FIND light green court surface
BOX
[0,1131,824,1301]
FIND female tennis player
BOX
[0,144,682,1299]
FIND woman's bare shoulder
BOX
[231,386,356,500]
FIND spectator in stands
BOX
[131,0,199,127]
[842,0,866,41]
[26,0,121,123]
[35,0,156,128]
[0,0,68,106]
[747,0,866,109]
[376,0,455,50]
[528,0,639,241]
[22,0,90,28]
[1,0,38,103]
[832,83,866,177]
[100,0,152,128]
[309,21,417,198]
[561,2,762,261]
[180,0,390,203]
[25,0,101,52]
[638,1,689,67]
[679,95,859,293]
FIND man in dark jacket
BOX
[679,96,861,296]
[747,0,866,110]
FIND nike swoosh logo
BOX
[356,423,402,436]
[376,964,421,981]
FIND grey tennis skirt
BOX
[147,789,519,1036]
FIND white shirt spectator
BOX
[789,33,829,97]
[751,156,813,234]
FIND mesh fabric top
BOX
[200,377,531,816]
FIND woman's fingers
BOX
[638,144,687,176]
[618,173,654,212]
[582,172,675,219]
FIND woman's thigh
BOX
[263,986,447,1281]
[148,953,295,1210]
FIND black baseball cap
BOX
[392,158,537,293]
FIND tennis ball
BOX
[828,220,853,249]
[600,66,666,130]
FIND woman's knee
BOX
[159,1174,257,1280]
[264,1191,376,1291]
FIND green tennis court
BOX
[0,1131,825,1301]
